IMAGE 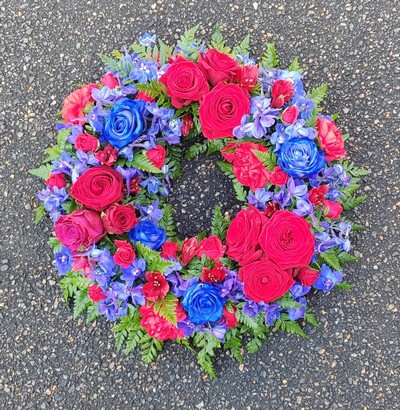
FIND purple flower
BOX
[125,284,146,306]
[287,297,307,321]
[53,246,73,275]
[265,304,281,326]
[247,188,273,211]
[168,273,198,298]
[233,114,254,139]
[140,176,161,194]
[137,200,163,224]
[242,300,263,318]
[313,264,343,292]
[120,258,146,285]
[138,33,156,47]
[290,282,311,299]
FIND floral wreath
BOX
[31,26,368,377]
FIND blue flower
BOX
[103,99,146,149]
[313,264,343,292]
[287,297,307,321]
[53,246,73,276]
[181,281,226,325]
[265,304,282,326]
[129,220,167,250]
[138,33,157,47]
[278,138,326,178]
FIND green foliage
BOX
[135,242,174,273]
[34,204,46,224]
[337,252,358,264]
[59,270,89,303]
[29,163,54,180]
[304,106,319,127]
[274,314,308,339]
[61,200,79,214]
[304,311,319,327]
[177,24,201,58]
[276,293,301,309]
[153,293,178,325]
[73,289,92,319]
[193,332,221,378]
[158,204,177,239]
[211,205,229,241]
[336,281,354,291]
[86,304,101,323]
[48,237,62,253]
[232,179,248,202]
[246,336,263,354]
[288,57,303,73]
[319,250,342,272]
[98,53,121,72]
[158,39,174,65]
[184,142,209,160]
[341,160,371,178]
[210,23,231,53]
[307,83,328,106]
[350,223,365,231]
[261,42,279,69]
[140,333,164,363]
[166,145,182,179]
[223,329,243,362]
[206,139,229,156]
[252,149,277,171]
[136,80,171,107]
[126,152,163,173]
[341,195,367,211]
[217,160,235,178]
[43,145,62,162]
[233,33,251,57]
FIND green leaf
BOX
[158,204,177,238]
[277,317,308,339]
[319,250,342,272]
[304,312,319,327]
[261,42,279,69]
[233,33,251,56]
[140,333,164,364]
[34,204,46,224]
[210,23,231,53]
[125,328,145,354]
[153,293,178,325]
[177,24,201,58]
[350,223,365,231]
[73,289,91,319]
[288,57,303,73]
[276,294,301,309]
[336,281,354,291]
[252,149,277,171]
[48,237,62,253]
[136,80,170,107]
[86,304,101,323]
[337,252,358,264]
[29,163,54,180]
[211,205,229,241]
[57,128,71,148]
[165,145,182,179]
[341,195,367,211]
[184,141,209,160]
[246,337,263,354]
[59,271,89,302]
[223,329,243,362]
[61,200,79,214]
[135,242,174,273]
[217,161,234,178]
[98,53,120,72]
[307,83,328,106]
[43,145,62,162]
[304,106,319,127]
[232,179,247,202]
[126,152,163,173]
[193,332,221,379]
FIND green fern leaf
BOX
[29,163,54,180]
[261,42,279,69]
[307,84,328,106]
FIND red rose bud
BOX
[88,284,107,302]
[113,240,136,268]
[197,49,239,86]
[160,241,180,260]
[94,144,119,166]
[316,117,347,162]
[181,114,194,137]
[235,65,258,91]
[200,263,227,283]
[142,272,169,302]
[271,79,294,108]
[264,201,280,218]
[308,185,329,206]
[181,237,200,265]
[100,73,119,89]
[292,266,320,287]
[222,306,238,329]
[74,133,99,152]
[46,173,67,189]
[136,90,156,103]
[281,105,300,124]
[269,166,289,187]
[323,200,343,220]
[102,204,139,235]
[197,235,226,262]
[146,145,166,169]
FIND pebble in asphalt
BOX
[0,0,399,409]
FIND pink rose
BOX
[323,200,343,219]
[281,106,300,124]
[197,235,226,262]
[269,166,289,186]
[100,73,119,89]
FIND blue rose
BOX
[181,281,226,325]
[128,220,167,250]
[277,138,326,178]
[103,99,146,149]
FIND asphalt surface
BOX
[0,0,399,409]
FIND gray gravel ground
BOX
[0,0,399,409]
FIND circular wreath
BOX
[31,26,368,378]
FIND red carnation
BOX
[200,264,227,283]
[94,144,119,166]
[308,185,329,206]
[61,83,98,124]
[146,145,166,169]
[235,65,258,92]
[100,73,119,89]
[271,80,294,108]
[323,200,343,220]
[88,284,107,302]
[113,240,135,268]
[142,272,169,302]
[136,90,156,102]
[316,117,346,162]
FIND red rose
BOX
[142,272,169,302]
[197,235,226,262]
[200,263,227,283]
[308,185,329,206]
[70,166,123,212]
[292,266,319,287]
[46,173,66,189]
[232,142,270,191]
[146,145,166,169]
[61,83,98,124]
[199,82,250,140]
[226,205,267,266]
[181,114,193,137]
[159,56,209,108]
[54,209,105,251]
[264,201,280,218]
[281,105,300,124]
[113,240,135,268]
[102,204,139,235]
[198,49,239,86]
[139,302,186,341]
[235,65,258,92]
[260,210,315,269]
[136,90,155,103]
[269,166,289,187]
[94,144,119,166]
[74,133,99,152]
[316,117,346,162]
[88,284,107,302]
[323,200,343,220]
[222,306,238,329]
[181,237,201,265]
[270,80,294,108]
[160,241,180,260]
[239,259,295,303]
[100,73,119,89]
